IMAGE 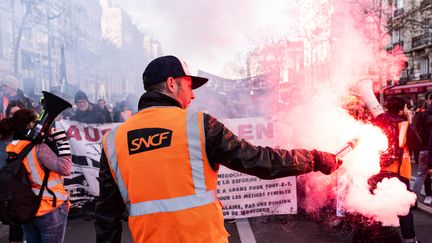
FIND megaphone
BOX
[353,79,384,118]
[26,91,72,142]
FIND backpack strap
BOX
[8,142,36,174]
[39,168,56,208]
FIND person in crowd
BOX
[97,98,112,123]
[5,100,26,118]
[0,109,72,243]
[0,99,26,243]
[353,96,421,243]
[124,93,139,114]
[70,90,107,124]
[0,76,33,119]
[95,55,343,243]
[113,101,132,122]
[413,92,432,205]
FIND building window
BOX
[423,19,432,34]
[21,51,33,69]
[420,57,429,74]
[392,30,403,44]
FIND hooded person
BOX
[95,55,343,243]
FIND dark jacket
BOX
[95,91,324,242]
[97,106,112,123]
[70,103,107,124]
[414,106,432,151]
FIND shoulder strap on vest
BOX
[396,121,409,177]
[7,142,35,171]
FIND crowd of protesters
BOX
[412,92,432,205]
[58,90,138,124]
[0,75,138,243]
[1,72,432,243]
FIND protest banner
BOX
[55,120,118,215]
[56,117,297,218]
[219,117,297,219]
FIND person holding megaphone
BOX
[0,92,73,243]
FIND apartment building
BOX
[384,0,432,101]
[0,0,153,101]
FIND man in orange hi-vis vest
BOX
[95,55,343,243]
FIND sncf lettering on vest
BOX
[127,128,173,155]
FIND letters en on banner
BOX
[56,118,296,218]
[219,117,297,219]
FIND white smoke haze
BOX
[118,0,297,77]
[279,0,416,226]
[119,0,416,226]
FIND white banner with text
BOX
[56,117,297,217]
[219,117,297,219]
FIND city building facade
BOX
[0,0,156,102]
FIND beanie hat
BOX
[1,76,19,91]
[74,90,89,103]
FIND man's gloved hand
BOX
[312,150,343,175]
[49,129,71,157]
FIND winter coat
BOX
[97,107,112,123]
[70,103,108,124]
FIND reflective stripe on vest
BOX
[8,140,68,203]
[104,109,216,216]
[32,188,68,201]
[25,146,67,201]
[186,110,206,193]
[26,152,63,187]
[105,126,130,205]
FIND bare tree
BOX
[9,0,67,79]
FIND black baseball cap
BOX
[142,55,208,91]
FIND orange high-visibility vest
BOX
[120,110,132,122]
[6,140,69,216]
[382,121,411,180]
[102,106,228,243]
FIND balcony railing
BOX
[399,69,413,84]
[419,73,431,80]
[399,77,408,85]
[412,34,432,49]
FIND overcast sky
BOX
[117,0,298,78]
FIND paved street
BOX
[1,164,432,243]
[1,204,431,243]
